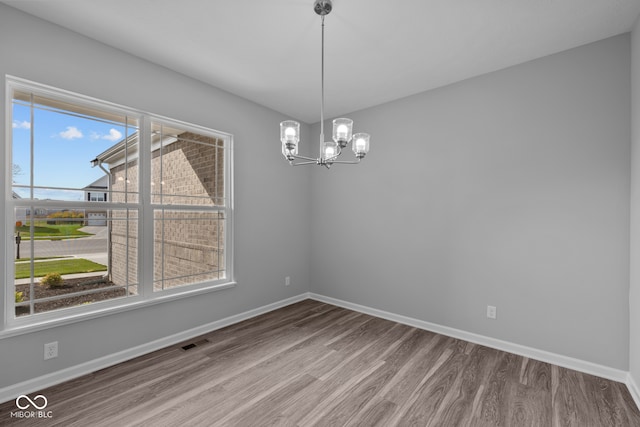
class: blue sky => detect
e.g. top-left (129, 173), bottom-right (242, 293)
top-left (12, 102), bottom-right (135, 201)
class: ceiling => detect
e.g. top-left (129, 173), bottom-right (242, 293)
top-left (3, 0), bottom-right (640, 124)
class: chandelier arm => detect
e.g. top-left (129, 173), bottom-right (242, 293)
top-left (287, 153), bottom-right (318, 162)
top-left (290, 160), bottom-right (319, 166)
top-left (328, 159), bottom-right (362, 165)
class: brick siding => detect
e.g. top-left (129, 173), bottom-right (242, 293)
top-left (109, 131), bottom-right (225, 290)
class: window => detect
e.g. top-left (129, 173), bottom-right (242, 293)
top-left (6, 77), bottom-right (233, 327)
top-left (150, 122), bottom-right (227, 291)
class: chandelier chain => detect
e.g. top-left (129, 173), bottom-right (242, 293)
top-left (320, 14), bottom-right (325, 154)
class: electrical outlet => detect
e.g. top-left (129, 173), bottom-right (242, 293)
top-left (44, 341), bottom-right (58, 360)
top-left (285, 276), bottom-right (291, 286)
top-left (486, 306), bottom-right (497, 320)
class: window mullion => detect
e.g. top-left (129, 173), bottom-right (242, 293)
top-left (225, 136), bottom-right (234, 282)
top-left (139, 116), bottom-right (154, 298)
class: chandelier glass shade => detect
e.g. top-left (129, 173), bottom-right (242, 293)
top-left (280, 0), bottom-right (370, 168)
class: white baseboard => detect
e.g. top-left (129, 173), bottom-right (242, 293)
top-left (309, 293), bottom-right (630, 384)
top-left (0, 293), bottom-right (311, 405)
top-left (628, 373), bottom-right (640, 412)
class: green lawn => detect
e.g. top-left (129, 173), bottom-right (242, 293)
top-left (14, 259), bottom-right (107, 279)
top-left (15, 223), bottom-right (92, 240)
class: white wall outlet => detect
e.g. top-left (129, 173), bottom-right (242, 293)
top-left (44, 341), bottom-right (58, 360)
top-left (285, 276), bottom-right (291, 286)
top-left (486, 305), bottom-right (497, 319)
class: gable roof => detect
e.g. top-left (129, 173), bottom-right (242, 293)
top-left (83, 175), bottom-right (109, 191)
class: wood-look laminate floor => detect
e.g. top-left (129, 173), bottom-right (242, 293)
top-left (1, 300), bottom-right (639, 426)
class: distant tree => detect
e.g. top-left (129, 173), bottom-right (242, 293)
top-left (12, 163), bottom-right (22, 182)
top-left (46, 210), bottom-right (84, 225)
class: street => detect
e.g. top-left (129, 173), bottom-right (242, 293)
top-left (14, 226), bottom-right (108, 265)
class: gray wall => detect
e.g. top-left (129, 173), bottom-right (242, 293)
top-left (310, 35), bottom-right (631, 369)
top-left (631, 17), bottom-right (640, 389)
top-left (0, 4), bottom-right (311, 388)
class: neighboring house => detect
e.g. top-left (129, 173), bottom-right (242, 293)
top-left (91, 129), bottom-right (225, 290)
top-left (10, 192), bottom-right (49, 224)
top-left (12, 191), bottom-right (27, 225)
top-left (82, 175), bottom-right (109, 226)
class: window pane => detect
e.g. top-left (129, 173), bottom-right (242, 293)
top-left (11, 92), bottom-right (139, 202)
top-left (154, 210), bottom-right (225, 291)
top-left (13, 207), bottom-right (138, 317)
top-left (151, 122), bottom-right (225, 206)
top-left (11, 101), bottom-right (31, 197)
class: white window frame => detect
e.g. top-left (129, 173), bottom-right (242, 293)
top-left (3, 76), bottom-right (235, 336)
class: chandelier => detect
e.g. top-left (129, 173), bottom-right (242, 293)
top-left (280, 0), bottom-right (370, 168)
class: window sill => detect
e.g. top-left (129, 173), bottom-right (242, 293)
top-left (0, 281), bottom-right (236, 340)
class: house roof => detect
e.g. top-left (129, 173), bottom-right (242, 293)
top-left (91, 133), bottom-right (138, 169)
top-left (91, 129), bottom-right (179, 169)
top-left (83, 175), bottom-right (109, 191)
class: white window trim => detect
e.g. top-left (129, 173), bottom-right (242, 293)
top-left (2, 76), bottom-right (235, 337)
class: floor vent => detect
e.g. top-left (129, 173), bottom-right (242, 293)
top-left (181, 338), bottom-right (209, 351)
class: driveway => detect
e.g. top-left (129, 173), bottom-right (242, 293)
top-left (78, 225), bottom-right (108, 239)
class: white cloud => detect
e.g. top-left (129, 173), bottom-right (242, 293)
top-left (12, 120), bottom-right (31, 129)
top-left (59, 126), bottom-right (83, 139)
top-left (102, 128), bottom-right (123, 142)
